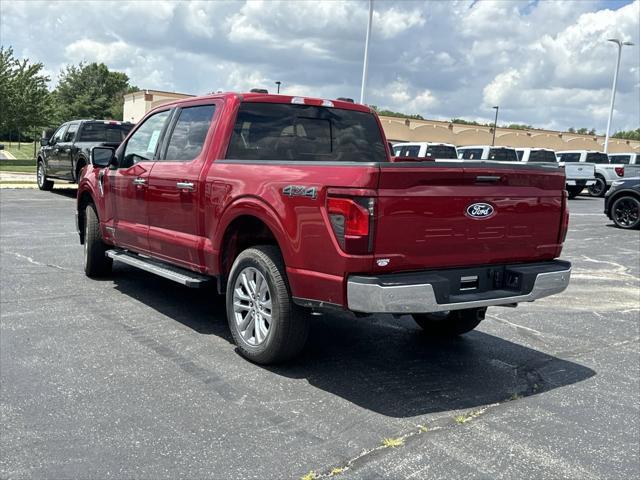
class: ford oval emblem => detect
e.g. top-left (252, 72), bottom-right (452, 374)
top-left (466, 202), bottom-right (494, 219)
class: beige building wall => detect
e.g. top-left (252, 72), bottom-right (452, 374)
top-left (380, 116), bottom-right (640, 153)
top-left (122, 90), bottom-right (194, 123)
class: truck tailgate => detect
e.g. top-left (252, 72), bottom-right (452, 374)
top-left (563, 163), bottom-right (595, 180)
top-left (374, 162), bottom-right (566, 272)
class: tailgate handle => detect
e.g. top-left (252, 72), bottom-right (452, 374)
top-left (476, 175), bottom-right (501, 183)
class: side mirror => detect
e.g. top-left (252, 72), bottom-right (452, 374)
top-left (40, 138), bottom-right (50, 146)
top-left (91, 146), bottom-right (116, 168)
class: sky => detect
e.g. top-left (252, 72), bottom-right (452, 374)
top-left (1, 0), bottom-right (639, 132)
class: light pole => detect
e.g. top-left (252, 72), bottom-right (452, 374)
top-left (275, 81), bottom-right (281, 94)
top-left (604, 38), bottom-right (634, 153)
top-left (360, 0), bottom-right (374, 104)
top-left (491, 106), bottom-right (499, 146)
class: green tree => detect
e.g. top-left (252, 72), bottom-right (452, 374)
top-left (0, 46), bottom-right (53, 142)
top-left (52, 62), bottom-right (136, 122)
top-left (612, 128), bottom-right (640, 141)
top-left (567, 127), bottom-right (576, 133)
top-left (370, 105), bottom-right (424, 120)
top-left (507, 123), bottom-right (533, 130)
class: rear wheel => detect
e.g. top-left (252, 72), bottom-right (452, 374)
top-left (37, 161), bottom-right (54, 191)
top-left (226, 246), bottom-right (309, 364)
top-left (588, 175), bottom-right (607, 197)
top-left (412, 307), bottom-right (486, 336)
top-left (567, 185), bottom-right (583, 199)
top-left (611, 195), bottom-right (640, 229)
top-left (84, 204), bottom-right (112, 277)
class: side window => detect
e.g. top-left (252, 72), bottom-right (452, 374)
top-left (123, 110), bottom-right (172, 166)
top-left (51, 125), bottom-right (67, 144)
top-left (163, 104), bottom-right (216, 161)
top-left (63, 124), bottom-right (78, 142)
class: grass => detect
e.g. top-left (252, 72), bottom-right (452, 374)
top-left (0, 141), bottom-right (37, 160)
top-left (0, 165), bottom-right (36, 173)
top-left (382, 437), bottom-right (405, 448)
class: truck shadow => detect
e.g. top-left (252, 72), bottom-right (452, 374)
top-left (111, 266), bottom-right (596, 418)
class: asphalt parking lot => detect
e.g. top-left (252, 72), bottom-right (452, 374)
top-left (1, 189), bottom-right (638, 479)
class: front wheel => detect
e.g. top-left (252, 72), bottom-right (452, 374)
top-left (226, 246), bottom-right (309, 364)
top-left (37, 162), bottom-right (54, 191)
top-left (412, 308), bottom-right (486, 336)
top-left (84, 204), bottom-right (112, 277)
top-left (588, 176), bottom-right (607, 197)
top-left (611, 195), bottom-right (640, 229)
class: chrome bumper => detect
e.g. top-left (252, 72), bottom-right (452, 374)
top-left (347, 261), bottom-right (571, 314)
top-left (566, 180), bottom-right (595, 186)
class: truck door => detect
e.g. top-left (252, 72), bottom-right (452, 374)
top-left (107, 109), bottom-right (172, 254)
top-left (46, 124), bottom-right (68, 176)
top-left (57, 122), bottom-right (79, 180)
top-left (145, 102), bottom-right (218, 270)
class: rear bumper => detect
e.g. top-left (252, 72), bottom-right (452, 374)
top-left (347, 260), bottom-right (571, 314)
top-left (567, 179), bottom-right (595, 186)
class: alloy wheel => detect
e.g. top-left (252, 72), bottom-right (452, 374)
top-left (613, 197), bottom-right (640, 228)
top-left (233, 267), bottom-right (273, 346)
top-left (589, 178), bottom-right (605, 196)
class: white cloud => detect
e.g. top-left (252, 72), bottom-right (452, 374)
top-left (1, 0), bottom-right (638, 131)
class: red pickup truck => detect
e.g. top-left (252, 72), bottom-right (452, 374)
top-left (77, 92), bottom-right (571, 364)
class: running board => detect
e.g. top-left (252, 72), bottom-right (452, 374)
top-left (106, 250), bottom-right (211, 288)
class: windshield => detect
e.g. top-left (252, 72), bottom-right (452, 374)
top-left (586, 153), bottom-right (609, 164)
top-left (488, 148), bottom-right (518, 162)
top-left (426, 145), bottom-right (457, 159)
top-left (78, 122), bottom-right (133, 143)
top-left (226, 103), bottom-right (387, 162)
top-left (528, 150), bottom-right (557, 163)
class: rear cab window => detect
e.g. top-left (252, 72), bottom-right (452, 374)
top-left (609, 155), bottom-right (631, 164)
top-left (558, 153), bottom-right (581, 162)
top-left (488, 148), bottom-right (518, 161)
top-left (226, 103), bottom-right (387, 162)
top-left (426, 145), bottom-right (457, 159)
top-left (528, 150), bottom-right (557, 162)
top-left (458, 148), bottom-right (483, 160)
top-left (396, 146), bottom-right (421, 157)
top-left (585, 153), bottom-right (609, 164)
top-left (79, 122), bottom-right (134, 143)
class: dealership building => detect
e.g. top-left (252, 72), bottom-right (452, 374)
top-left (122, 90), bottom-right (640, 154)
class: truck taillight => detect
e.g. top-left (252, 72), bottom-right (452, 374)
top-left (615, 166), bottom-right (624, 177)
top-left (327, 196), bottom-right (375, 254)
top-left (559, 190), bottom-right (569, 244)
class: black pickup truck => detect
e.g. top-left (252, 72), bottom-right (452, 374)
top-left (37, 120), bottom-right (133, 190)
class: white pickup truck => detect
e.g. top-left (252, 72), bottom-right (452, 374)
top-left (610, 153), bottom-right (640, 180)
top-left (392, 142), bottom-right (458, 159)
top-left (556, 151), bottom-right (598, 199)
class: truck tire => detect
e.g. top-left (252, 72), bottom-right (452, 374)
top-left (37, 161), bottom-right (54, 191)
top-left (226, 246), bottom-right (309, 364)
top-left (84, 204), bottom-right (112, 277)
top-left (412, 307), bottom-right (486, 336)
top-left (567, 185), bottom-right (583, 199)
top-left (611, 195), bottom-right (640, 229)
top-left (588, 175), bottom-right (607, 197)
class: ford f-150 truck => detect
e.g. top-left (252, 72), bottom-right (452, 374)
top-left (77, 92), bottom-right (571, 364)
top-left (37, 119), bottom-right (133, 191)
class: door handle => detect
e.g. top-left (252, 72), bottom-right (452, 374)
top-left (176, 181), bottom-right (194, 191)
top-left (132, 178), bottom-right (147, 186)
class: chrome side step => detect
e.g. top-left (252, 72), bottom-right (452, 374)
top-left (106, 250), bottom-right (211, 288)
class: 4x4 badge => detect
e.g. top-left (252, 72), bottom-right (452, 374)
top-left (282, 185), bottom-right (317, 199)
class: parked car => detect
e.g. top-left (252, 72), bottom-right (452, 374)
top-left (515, 148), bottom-right (557, 163)
top-left (77, 91), bottom-right (571, 364)
top-left (604, 177), bottom-right (640, 229)
top-left (457, 145), bottom-right (519, 162)
top-left (557, 150), bottom-right (624, 198)
top-left (556, 150), bottom-right (601, 199)
top-left (392, 142), bottom-right (458, 159)
top-left (37, 119), bottom-right (133, 191)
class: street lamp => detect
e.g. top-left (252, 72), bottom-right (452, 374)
top-left (604, 38), bottom-right (634, 153)
top-left (275, 81), bottom-right (281, 94)
top-left (360, 0), bottom-right (374, 104)
top-left (491, 106), bottom-right (499, 146)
